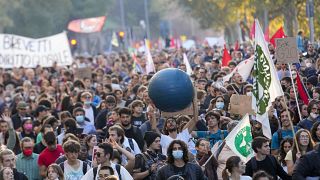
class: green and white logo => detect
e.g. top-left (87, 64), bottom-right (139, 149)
top-left (234, 126), bottom-right (253, 157)
top-left (253, 45), bottom-right (271, 116)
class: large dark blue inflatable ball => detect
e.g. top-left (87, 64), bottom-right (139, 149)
top-left (148, 68), bottom-right (194, 112)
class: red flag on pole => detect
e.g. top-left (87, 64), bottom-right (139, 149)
top-left (296, 71), bottom-right (309, 105)
top-left (270, 27), bottom-right (286, 47)
top-left (234, 40), bottom-right (239, 51)
top-left (68, 16), bottom-right (106, 33)
top-left (222, 44), bottom-right (232, 67)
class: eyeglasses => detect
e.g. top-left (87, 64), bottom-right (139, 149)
top-left (300, 135), bottom-right (309, 140)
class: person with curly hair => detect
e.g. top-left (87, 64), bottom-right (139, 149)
top-left (156, 140), bottom-right (205, 180)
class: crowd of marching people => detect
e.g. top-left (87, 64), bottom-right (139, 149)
top-left (0, 30), bottom-right (319, 180)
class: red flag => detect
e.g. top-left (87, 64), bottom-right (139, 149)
top-left (222, 44), bottom-right (232, 67)
top-left (234, 40), bottom-right (239, 51)
top-left (170, 38), bottom-right (175, 48)
top-left (249, 21), bottom-right (255, 40)
top-left (68, 16), bottom-right (106, 33)
top-left (270, 27), bottom-right (286, 47)
top-left (264, 26), bottom-right (270, 42)
top-left (296, 71), bottom-right (309, 105)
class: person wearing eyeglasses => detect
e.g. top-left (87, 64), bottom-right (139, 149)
top-left (285, 129), bottom-right (314, 176)
top-left (156, 140), bottom-right (205, 180)
top-left (81, 142), bottom-right (133, 180)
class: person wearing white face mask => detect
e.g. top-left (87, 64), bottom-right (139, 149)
top-left (73, 107), bottom-right (96, 135)
top-left (297, 101), bottom-right (320, 131)
top-left (156, 140), bottom-right (205, 180)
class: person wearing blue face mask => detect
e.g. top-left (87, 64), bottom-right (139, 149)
top-left (156, 140), bottom-right (206, 180)
top-left (73, 107), bottom-right (96, 135)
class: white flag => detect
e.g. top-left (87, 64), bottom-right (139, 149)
top-left (252, 19), bottom-right (284, 139)
top-left (145, 39), bottom-right (155, 74)
top-left (222, 56), bottom-right (254, 82)
top-left (111, 32), bottom-right (119, 47)
top-left (183, 53), bottom-right (193, 75)
top-left (225, 114), bottom-right (254, 162)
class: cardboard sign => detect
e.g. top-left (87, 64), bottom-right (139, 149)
top-left (275, 37), bottom-right (299, 64)
top-left (75, 67), bottom-right (91, 79)
top-left (229, 94), bottom-right (254, 115)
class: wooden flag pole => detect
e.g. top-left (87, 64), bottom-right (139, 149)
top-left (288, 64), bottom-right (303, 121)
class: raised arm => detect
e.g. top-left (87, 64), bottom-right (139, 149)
top-left (184, 99), bottom-right (199, 134)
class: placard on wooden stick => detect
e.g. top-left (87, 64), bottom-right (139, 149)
top-left (229, 94), bottom-right (254, 115)
top-left (275, 37), bottom-right (299, 64)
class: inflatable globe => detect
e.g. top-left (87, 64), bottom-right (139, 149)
top-left (148, 68), bottom-right (194, 112)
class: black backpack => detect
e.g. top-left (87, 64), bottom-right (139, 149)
top-left (93, 164), bottom-right (122, 180)
top-left (59, 161), bottom-right (88, 174)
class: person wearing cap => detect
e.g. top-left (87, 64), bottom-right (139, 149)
top-left (81, 91), bottom-right (98, 125)
top-left (35, 105), bottom-right (50, 121)
top-left (132, 131), bottom-right (166, 180)
top-left (11, 101), bottom-right (31, 131)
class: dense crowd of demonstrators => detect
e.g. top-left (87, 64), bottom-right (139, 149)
top-left (0, 31), bottom-right (319, 180)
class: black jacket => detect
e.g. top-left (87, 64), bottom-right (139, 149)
top-left (13, 168), bottom-right (28, 180)
top-left (292, 146), bottom-right (320, 179)
top-left (156, 162), bottom-right (206, 180)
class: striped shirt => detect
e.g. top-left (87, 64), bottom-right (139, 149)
top-left (16, 153), bottom-right (41, 180)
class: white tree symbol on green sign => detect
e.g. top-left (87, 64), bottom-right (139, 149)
top-left (234, 126), bottom-right (253, 157)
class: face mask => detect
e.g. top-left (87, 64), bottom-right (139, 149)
top-left (306, 62), bottom-right (312, 68)
top-left (4, 97), bottom-right (11, 102)
top-left (76, 115), bottom-right (85, 123)
top-left (24, 124), bottom-right (33, 131)
top-left (215, 102), bottom-right (224, 109)
top-left (23, 149), bottom-right (33, 156)
top-left (246, 92), bottom-right (252, 96)
top-left (84, 101), bottom-right (91, 105)
top-left (29, 96), bottom-right (36, 101)
top-left (310, 113), bottom-right (319, 119)
top-left (172, 150), bottom-right (183, 159)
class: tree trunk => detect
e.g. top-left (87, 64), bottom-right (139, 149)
top-left (283, 1), bottom-right (295, 36)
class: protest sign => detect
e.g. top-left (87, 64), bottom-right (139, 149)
top-left (275, 37), bottom-right (299, 64)
top-left (229, 94), bottom-right (254, 115)
top-left (0, 32), bottom-right (72, 68)
top-left (74, 67), bottom-right (92, 79)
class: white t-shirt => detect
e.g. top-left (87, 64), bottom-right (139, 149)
top-left (122, 137), bottom-right (141, 155)
top-left (160, 128), bottom-right (195, 155)
top-left (240, 176), bottom-right (252, 180)
top-left (63, 160), bottom-right (90, 180)
top-left (81, 163), bottom-right (133, 180)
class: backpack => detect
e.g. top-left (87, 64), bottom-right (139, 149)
top-left (93, 164), bottom-right (122, 180)
top-left (59, 161), bottom-right (88, 174)
top-left (128, 138), bottom-right (135, 152)
top-left (250, 155), bottom-right (277, 173)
